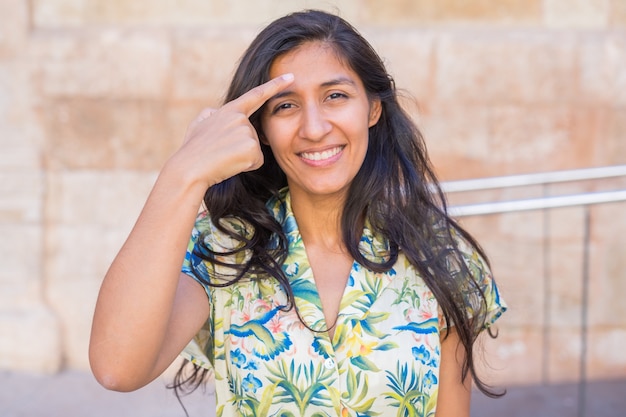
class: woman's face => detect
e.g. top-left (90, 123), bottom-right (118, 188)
top-left (261, 41), bottom-right (381, 202)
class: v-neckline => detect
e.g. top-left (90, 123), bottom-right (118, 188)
top-left (289, 236), bottom-right (356, 343)
top-left (274, 188), bottom-right (395, 345)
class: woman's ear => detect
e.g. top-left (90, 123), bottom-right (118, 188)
top-left (368, 99), bottom-right (382, 127)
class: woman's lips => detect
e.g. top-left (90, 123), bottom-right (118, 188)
top-left (299, 145), bottom-right (345, 162)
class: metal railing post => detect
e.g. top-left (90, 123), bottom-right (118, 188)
top-left (542, 184), bottom-right (552, 385)
top-left (578, 206), bottom-right (591, 417)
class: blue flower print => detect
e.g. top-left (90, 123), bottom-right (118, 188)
top-left (311, 337), bottom-right (332, 359)
top-left (242, 373), bottom-right (262, 393)
top-left (188, 252), bottom-right (211, 282)
top-left (423, 369), bottom-right (438, 389)
top-left (427, 355), bottom-right (440, 368)
top-left (244, 360), bottom-right (258, 370)
top-left (231, 348), bottom-right (247, 369)
top-left (412, 345), bottom-right (431, 365)
top-left (284, 262), bottom-right (299, 277)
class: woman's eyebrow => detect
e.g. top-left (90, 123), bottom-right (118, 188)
top-left (320, 77), bottom-right (357, 88)
top-left (268, 90), bottom-right (293, 102)
top-left (268, 77), bottom-right (358, 102)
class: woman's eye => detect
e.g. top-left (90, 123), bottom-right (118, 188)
top-left (328, 92), bottom-right (347, 100)
top-left (273, 103), bottom-right (294, 113)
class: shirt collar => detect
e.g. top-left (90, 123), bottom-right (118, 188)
top-left (266, 187), bottom-right (391, 264)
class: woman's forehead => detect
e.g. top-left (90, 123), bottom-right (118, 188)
top-left (268, 41), bottom-right (359, 83)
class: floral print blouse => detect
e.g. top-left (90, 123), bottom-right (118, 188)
top-left (181, 188), bottom-right (506, 417)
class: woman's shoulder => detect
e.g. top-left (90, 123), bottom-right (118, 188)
top-left (448, 226), bottom-right (507, 328)
top-left (190, 211), bottom-right (255, 254)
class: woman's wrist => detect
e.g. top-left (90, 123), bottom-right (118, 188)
top-left (159, 153), bottom-right (212, 203)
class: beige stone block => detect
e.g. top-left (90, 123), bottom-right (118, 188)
top-left (32, 0), bottom-right (83, 28)
top-left (171, 30), bottom-right (253, 102)
top-left (436, 33), bottom-right (577, 105)
top-left (477, 325), bottom-right (544, 386)
top-left (578, 35), bottom-right (626, 106)
top-left (569, 107), bottom-right (613, 167)
top-left (0, 143), bottom-right (41, 171)
top-left (0, 224), bottom-right (44, 310)
top-left (0, 172), bottom-right (43, 223)
top-left (496, 208), bottom-right (546, 241)
top-left (366, 30), bottom-right (435, 103)
top-left (0, 64), bottom-right (45, 170)
top-left (546, 242), bottom-right (585, 327)
top-left (545, 201), bottom-right (587, 243)
top-left (489, 105), bottom-right (581, 169)
top-left (433, 104), bottom-right (607, 180)
top-left (476, 232), bottom-right (544, 328)
top-left (32, 0), bottom-right (169, 27)
top-left (43, 172), bottom-right (159, 365)
top-left (604, 108), bottom-right (626, 165)
top-left (545, 327), bottom-right (582, 383)
top-left (39, 98), bottom-right (180, 170)
top-left (46, 226), bottom-right (130, 286)
top-left (0, 306), bottom-right (62, 373)
top-left (611, 0), bottom-right (626, 27)
top-left (44, 222), bottom-right (174, 369)
top-left (45, 223), bottom-right (132, 285)
top-left (46, 277), bottom-right (101, 370)
top-left (31, 29), bottom-right (171, 100)
top-left (544, 0), bottom-right (610, 28)
top-left (43, 172), bottom-right (162, 364)
top-left (45, 170), bottom-right (158, 227)
top-left (204, 1), bottom-right (359, 26)
top-left (361, 0), bottom-right (541, 25)
top-left (0, 0), bottom-right (29, 59)
top-left (31, 0), bottom-right (362, 28)
top-left (421, 103), bottom-right (492, 179)
top-left (305, 0), bottom-right (364, 24)
top-left (585, 327), bottom-right (626, 380)
top-left (44, 222), bottom-right (144, 370)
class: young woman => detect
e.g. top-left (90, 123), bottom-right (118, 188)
top-left (90, 9), bottom-right (506, 417)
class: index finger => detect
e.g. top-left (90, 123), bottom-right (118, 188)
top-left (229, 73), bottom-right (294, 117)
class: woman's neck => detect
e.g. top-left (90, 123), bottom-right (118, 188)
top-left (289, 189), bottom-right (346, 252)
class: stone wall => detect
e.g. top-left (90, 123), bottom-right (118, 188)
top-left (1, 0), bottom-right (625, 386)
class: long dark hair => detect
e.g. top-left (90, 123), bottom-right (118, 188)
top-left (170, 9), bottom-right (503, 404)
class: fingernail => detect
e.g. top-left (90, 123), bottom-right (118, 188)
top-left (281, 73), bottom-right (294, 82)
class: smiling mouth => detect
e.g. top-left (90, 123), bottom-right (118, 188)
top-left (299, 146), bottom-right (345, 162)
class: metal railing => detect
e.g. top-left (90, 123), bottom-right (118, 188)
top-left (445, 165), bottom-right (626, 217)
top-left (442, 165), bottom-right (626, 417)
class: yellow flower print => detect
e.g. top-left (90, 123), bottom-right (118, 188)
top-left (344, 322), bottom-right (377, 358)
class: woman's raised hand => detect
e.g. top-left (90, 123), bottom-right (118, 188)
top-left (90, 76), bottom-right (294, 391)
top-left (170, 74), bottom-right (294, 188)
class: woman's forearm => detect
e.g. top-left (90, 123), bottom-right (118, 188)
top-left (89, 160), bottom-right (207, 390)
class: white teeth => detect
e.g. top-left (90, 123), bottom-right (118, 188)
top-left (300, 147), bottom-right (342, 161)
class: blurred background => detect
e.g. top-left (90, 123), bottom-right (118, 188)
top-left (1, 0), bottom-right (625, 416)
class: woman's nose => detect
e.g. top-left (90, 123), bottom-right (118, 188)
top-left (298, 104), bottom-right (331, 141)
